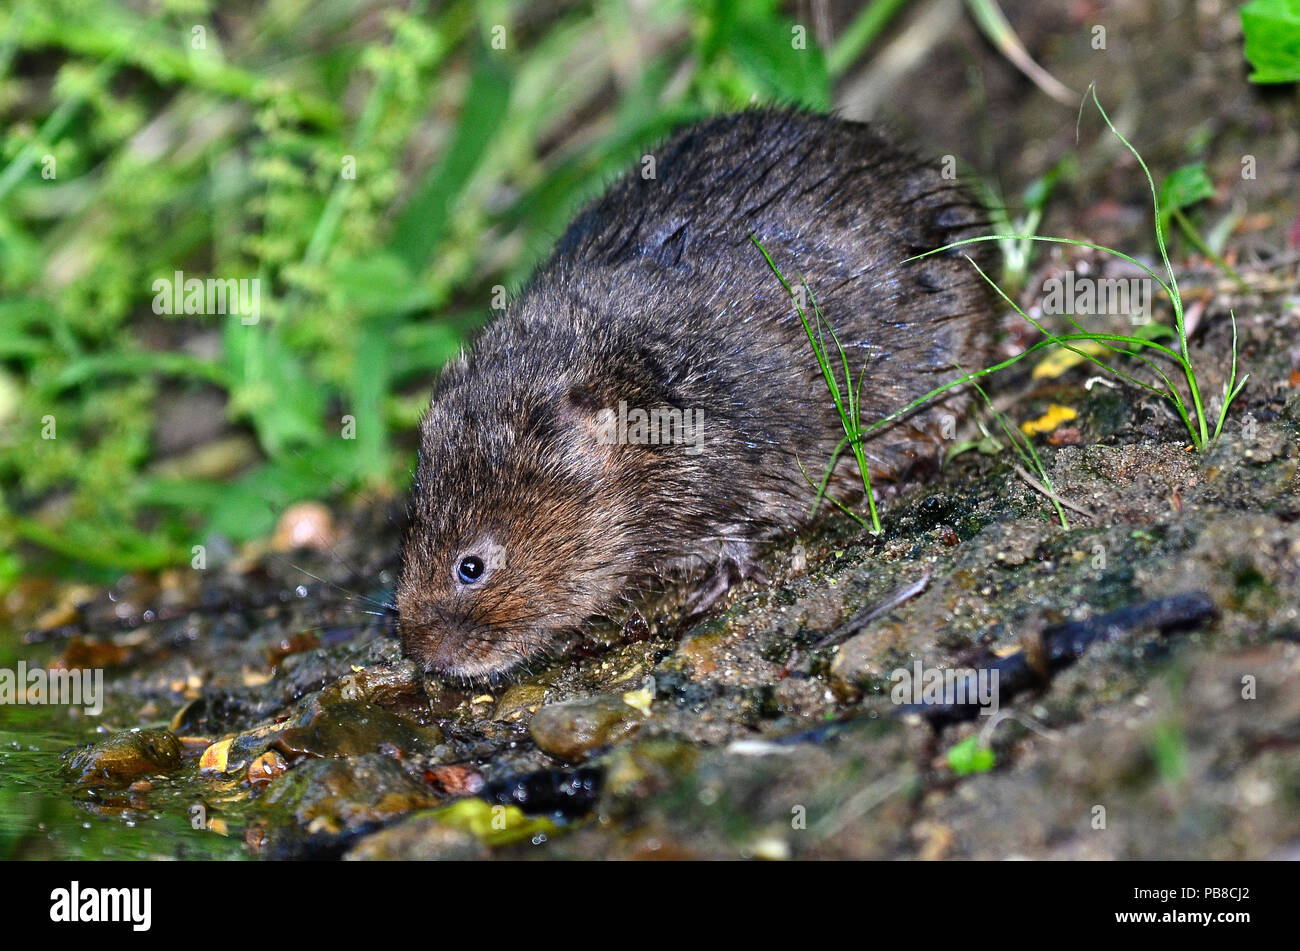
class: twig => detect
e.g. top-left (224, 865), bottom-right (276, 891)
top-left (1011, 462), bottom-right (1093, 520)
top-left (815, 570), bottom-right (932, 650)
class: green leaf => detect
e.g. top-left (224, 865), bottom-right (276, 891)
top-left (1241, 0), bottom-right (1300, 83)
top-left (137, 442), bottom-right (361, 544)
top-left (1152, 722), bottom-right (1187, 782)
top-left (827, 0), bottom-right (911, 77)
top-left (331, 253), bottom-right (429, 320)
top-left (349, 329), bottom-right (389, 483)
top-left (389, 321), bottom-right (465, 381)
top-left (945, 433), bottom-right (1004, 462)
top-left (1158, 162), bottom-right (1215, 222)
top-left (222, 321), bottom-right (324, 457)
top-left (947, 735), bottom-right (996, 776)
top-left (12, 516), bottom-right (184, 571)
top-left (389, 48), bottom-right (511, 274)
top-left (725, 11), bottom-right (830, 109)
top-left (1129, 321), bottom-right (1177, 342)
top-left (52, 350), bottom-right (229, 392)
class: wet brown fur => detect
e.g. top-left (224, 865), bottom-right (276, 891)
top-left (397, 109), bottom-right (995, 679)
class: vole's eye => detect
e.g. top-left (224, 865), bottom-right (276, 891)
top-left (457, 555), bottom-right (486, 584)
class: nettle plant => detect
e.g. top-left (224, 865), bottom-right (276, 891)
top-left (760, 87), bottom-right (1249, 533)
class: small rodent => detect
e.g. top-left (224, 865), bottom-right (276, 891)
top-left (397, 109), bottom-right (994, 679)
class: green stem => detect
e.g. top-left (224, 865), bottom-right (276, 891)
top-left (0, 52), bottom-right (121, 203)
top-left (826, 0), bottom-right (911, 77)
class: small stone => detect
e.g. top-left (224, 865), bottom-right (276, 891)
top-left (264, 682), bottom-right (444, 763)
top-left (346, 814), bottom-right (489, 861)
top-left (421, 764), bottom-right (485, 797)
top-left (493, 682), bottom-right (551, 722)
top-left (674, 625), bottom-right (734, 678)
top-left (259, 754), bottom-right (438, 835)
top-left (529, 693), bottom-right (647, 761)
top-left (271, 501), bottom-right (336, 552)
top-left (61, 730), bottom-right (183, 788)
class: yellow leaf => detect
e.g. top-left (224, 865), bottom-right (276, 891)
top-left (1031, 340), bottom-right (1109, 379)
top-left (430, 799), bottom-right (557, 847)
top-left (622, 686), bottom-right (654, 716)
top-left (199, 738), bottom-right (232, 773)
top-left (1021, 404), bottom-right (1078, 436)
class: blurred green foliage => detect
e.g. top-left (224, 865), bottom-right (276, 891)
top-left (1241, 0), bottom-right (1300, 84)
top-left (0, 0), bottom-right (850, 587)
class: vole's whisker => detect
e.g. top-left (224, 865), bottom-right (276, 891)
top-left (290, 565), bottom-right (396, 614)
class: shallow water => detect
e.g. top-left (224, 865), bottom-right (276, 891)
top-left (0, 639), bottom-right (245, 861)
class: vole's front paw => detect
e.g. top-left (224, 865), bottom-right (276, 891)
top-left (684, 556), bottom-right (768, 618)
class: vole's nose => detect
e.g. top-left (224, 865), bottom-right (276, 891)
top-left (402, 630), bottom-right (454, 675)
top-left (401, 607), bottom-right (482, 675)
top-left (426, 631), bottom-right (464, 673)
top-left (396, 607), bottom-right (450, 670)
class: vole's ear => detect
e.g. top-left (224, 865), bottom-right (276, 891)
top-left (562, 382), bottom-right (605, 416)
top-left (559, 383), bottom-right (622, 463)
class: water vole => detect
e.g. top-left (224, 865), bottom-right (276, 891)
top-left (397, 109), bottom-right (994, 679)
